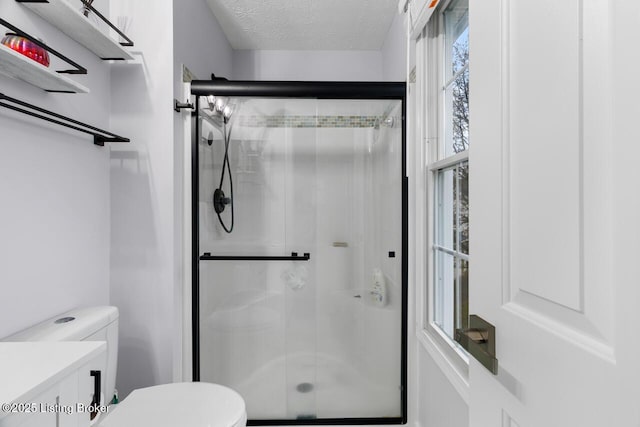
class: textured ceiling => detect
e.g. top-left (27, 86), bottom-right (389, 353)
top-left (205, 0), bottom-right (399, 50)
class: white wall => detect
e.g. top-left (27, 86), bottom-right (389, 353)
top-left (233, 50), bottom-right (384, 81)
top-left (109, 0), bottom-right (175, 398)
top-left (173, 0), bottom-right (233, 83)
top-left (231, 10), bottom-right (406, 83)
top-left (382, 13), bottom-right (407, 81)
top-left (0, 1), bottom-right (111, 338)
top-left (418, 350), bottom-right (469, 427)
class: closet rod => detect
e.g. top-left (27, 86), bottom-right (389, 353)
top-left (0, 93), bottom-right (129, 146)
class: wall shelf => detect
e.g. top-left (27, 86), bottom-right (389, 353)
top-left (0, 93), bottom-right (130, 146)
top-left (16, 0), bottom-right (134, 61)
top-left (0, 44), bottom-right (89, 93)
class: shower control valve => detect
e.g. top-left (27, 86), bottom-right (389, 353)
top-left (213, 188), bottom-right (232, 214)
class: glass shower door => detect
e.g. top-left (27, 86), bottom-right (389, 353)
top-left (196, 96), bottom-right (403, 422)
top-left (199, 258), bottom-right (317, 419)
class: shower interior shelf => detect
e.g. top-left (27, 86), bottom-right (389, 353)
top-left (0, 43), bottom-right (89, 93)
top-left (16, 0), bottom-right (134, 61)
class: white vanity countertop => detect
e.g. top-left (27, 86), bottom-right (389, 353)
top-left (0, 341), bottom-right (105, 420)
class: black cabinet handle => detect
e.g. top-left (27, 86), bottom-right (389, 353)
top-left (90, 370), bottom-right (101, 406)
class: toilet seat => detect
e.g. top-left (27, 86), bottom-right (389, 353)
top-left (96, 382), bottom-right (246, 427)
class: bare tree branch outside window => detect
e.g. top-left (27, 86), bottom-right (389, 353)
top-left (452, 33), bottom-right (469, 330)
top-left (452, 38), bottom-right (469, 154)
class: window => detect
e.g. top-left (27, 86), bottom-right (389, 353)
top-left (433, 162), bottom-right (468, 338)
top-left (428, 0), bottom-right (469, 342)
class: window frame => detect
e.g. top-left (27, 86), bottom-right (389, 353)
top-left (432, 161), bottom-right (469, 336)
top-left (419, 0), bottom-right (470, 378)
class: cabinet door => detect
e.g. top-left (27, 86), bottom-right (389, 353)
top-left (0, 373), bottom-right (78, 427)
top-left (0, 362), bottom-right (102, 427)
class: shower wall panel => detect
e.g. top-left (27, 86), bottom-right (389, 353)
top-left (362, 101), bottom-right (403, 397)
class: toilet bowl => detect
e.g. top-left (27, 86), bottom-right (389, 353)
top-left (3, 307), bottom-right (247, 427)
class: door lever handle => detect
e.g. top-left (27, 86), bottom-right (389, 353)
top-left (464, 328), bottom-right (489, 343)
top-left (455, 315), bottom-right (499, 375)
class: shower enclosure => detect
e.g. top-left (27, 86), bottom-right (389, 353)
top-left (191, 80), bottom-right (406, 425)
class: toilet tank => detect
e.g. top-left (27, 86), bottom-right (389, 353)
top-left (3, 307), bottom-right (119, 406)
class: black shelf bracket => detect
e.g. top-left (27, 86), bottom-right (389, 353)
top-left (0, 93), bottom-right (130, 146)
top-left (14, 0), bottom-right (134, 50)
top-left (80, 0), bottom-right (134, 48)
top-left (0, 18), bottom-right (87, 75)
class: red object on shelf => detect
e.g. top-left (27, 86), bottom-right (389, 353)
top-left (1, 33), bottom-right (50, 67)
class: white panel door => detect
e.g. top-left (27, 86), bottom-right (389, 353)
top-left (468, 0), bottom-right (640, 425)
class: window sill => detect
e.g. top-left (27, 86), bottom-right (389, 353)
top-left (416, 325), bottom-right (470, 403)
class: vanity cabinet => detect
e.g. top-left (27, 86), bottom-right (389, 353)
top-left (0, 342), bottom-right (106, 427)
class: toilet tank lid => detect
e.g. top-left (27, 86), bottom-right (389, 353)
top-left (3, 306), bottom-right (119, 342)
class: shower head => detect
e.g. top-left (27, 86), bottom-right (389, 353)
top-left (214, 97), bottom-right (227, 112)
top-left (204, 95), bottom-right (234, 121)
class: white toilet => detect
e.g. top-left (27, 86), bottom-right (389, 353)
top-left (4, 306), bottom-right (247, 427)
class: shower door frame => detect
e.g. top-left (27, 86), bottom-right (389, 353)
top-left (190, 79), bottom-right (408, 426)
